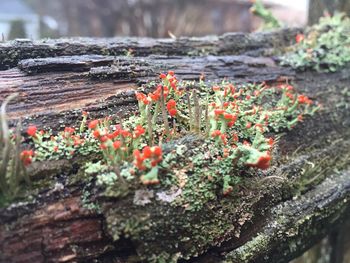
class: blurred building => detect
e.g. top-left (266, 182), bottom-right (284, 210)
top-left (26, 0), bottom-right (257, 38)
top-left (0, 0), bottom-right (40, 40)
top-left (2, 0), bottom-right (309, 39)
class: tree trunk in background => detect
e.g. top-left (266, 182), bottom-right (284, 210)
top-left (308, 0), bottom-right (350, 25)
top-left (8, 20), bottom-right (27, 40)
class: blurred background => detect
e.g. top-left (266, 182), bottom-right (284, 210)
top-left (1, 0), bottom-right (349, 40)
top-left (1, 0), bottom-right (350, 40)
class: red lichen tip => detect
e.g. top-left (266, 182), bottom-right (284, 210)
top-left (247, 152), bottom-right (271, 170)
top-left (64, 127), bottom-right (75, 134)
top-left (223, 186), bottom-right (233, 196)
top-left (113, 141), bottom-right (122, 150)
top-left (152, 146), bottom-right (162, 157)
top-left (214, 109), bottom-right (225, 116)
top-left (88, 120), bottom-right (99, 130)
top-left (20, 150), bottom-right (34, 166)
top-left (166, 99), bottom-right (176, 109)
top-left (212, 86), bottom-right (220, 92)
top-left (211, 130), bottom-right (221, 137)
top-left (295, 33), bottom-right (305, 43)
top-left (298, 95), bottom-right (313, 105)
top-left (168, 108), bottom-right (177, 117)
top-left (26, 126), bottom-right (37, 137)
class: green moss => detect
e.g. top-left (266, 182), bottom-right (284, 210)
top-left (165, 140), bottom-right (243, 211)
top-left (291, 140), bottom-right (350, 196)
top-left (148, 252), bottom-right (181, 263)
top-left (225, 234), bottom-right (271, 262)
top-left (106, 209), bottom-right (151, 241)
top-left (81, 187), bottom-right (101, 212)
top-left (98, 171), bottom-right (280, 261)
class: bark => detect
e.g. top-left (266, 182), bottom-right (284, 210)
top-left (0, 28), bottom-right (298, 70)
top-left (0, 29), bottom-right (350, 263)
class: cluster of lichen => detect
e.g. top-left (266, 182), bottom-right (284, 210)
top-left (281, 13), bottom-right (350, 72)
top-left (25, 112), bottom-right (100, 161)
top-left (24, 71), bottom-right (319, 210)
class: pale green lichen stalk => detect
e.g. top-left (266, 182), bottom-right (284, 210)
top-left (0, 94), bottom-right (30, 203)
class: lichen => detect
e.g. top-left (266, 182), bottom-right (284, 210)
top-left (281, 13), bottom-right (350, 72)
top-left (8, 70), bottom-right (330, 262)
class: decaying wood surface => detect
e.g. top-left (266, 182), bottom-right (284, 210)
top-left (0, 29), bottom-right (350, 263)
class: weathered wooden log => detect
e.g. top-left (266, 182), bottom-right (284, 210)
top-left (0, 29), bottom-right (350, 263)
top-left (0, 28), bottom-right (298, 70)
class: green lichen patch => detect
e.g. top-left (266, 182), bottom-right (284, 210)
top-left (5, 70), bottom-right (323, 261)
top-left (99, 168), bottom-right (287, 262)
top-left (281, 13), bottom-right (350, 72)
top-left (24, 73), bottom-right (318, 201)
